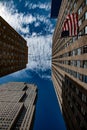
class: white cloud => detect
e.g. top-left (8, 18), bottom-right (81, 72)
top-left (36, 14), bottom-right (52, 26)
top-left (0, 1), bottom-right (53, 71)
top-left (25, 35), bottom-right (52, 71)
top-left (25, 1), bottom-right (29, 7)
top-left (0, 1), bottom-right (36, 34)
top-left (39, 3), bottom-right (50, 10)
top-left (25, 2), bottom-right (51, 11)
top-left (32, 32), bottom-right (37, 37)
top-left (35, 22), bottom-right (40, 27)
top-left (40, 75), bottom-right (52, 80)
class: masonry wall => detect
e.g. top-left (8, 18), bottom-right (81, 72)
top-left (0, 16), bottom-right (28, 77)
top-left (52, 0), bottom-right (87, 129)
top-left (0, 82), bottom-right (37, 130)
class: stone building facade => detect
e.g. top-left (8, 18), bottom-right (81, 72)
top-left (52, 0), bottom-right (87, 129)
top-left (0, 16), bottom-right (28, 77)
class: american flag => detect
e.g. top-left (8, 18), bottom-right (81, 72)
top-left (61, 13), bottom-right (79, 37)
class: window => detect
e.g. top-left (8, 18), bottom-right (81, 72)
top-left (83, 46), bottom-right (87, 53)
top-left (83, 60), bottom-right (87, 68)
top-left (73, 71), bottom-right (77, 78)
top-left (73, 36), bottom-right (77, 42)
top-left (71, 106), bottom-right (75, 113)
top-left (69, 51), bottom-right (71, 56)
top-left (82, 94), bottom-right (86, 102)
top-left (79, 19), bottom-right (82, 26)
top-left (78, 91), bottom-right (82, 99)
top-left (74, 2), bottom-right (76, 9)
top-left (82, 28), bottom-right (85, 35)
top-left (83, 75), bottom-right (87, 83)
top-left (75, 49), bottom-right (78, 55)
top-left (64, 44), bottom-right (67, 48)
top-left (71, 60), bottom-right (73, 66)
top-left (77, 73), bottom-right (83, 81)
top-left (78, 6), bottom-right (82, 15)
top-left (81, 126), bottom-right (86, 130)
top-left (77, 48), bottom-right (81, 55)
top-left (3, 35), bottom-right (6, 39)
top-left (86, 0), bottom-right (87, 5)
top-left (78, 31), bottom-right (82, 39)
top-left (77, 60), bottom-right (80, 67)
top-left (80, 61), bottom-right (83, 67)
top-left (72, 84), bottom-right (76, 92)
top-left (72, 50), bottom-right (75, 56)
top-left (85, 26), bottom-right (87, 34)
top-left (76, 88), bottom-right (79, 95)
top-left (74, 61), bottom-right (77, 66)
top-left (85, 11), bottom-right (87, 20)
top-left (76, 115), bottom-right (80, 124)
top-left (3, 26), bottom-right (6, 29)
top-left (78, 28), bottom-right (85, 37)
top-left (70, 102), bottom-right (73, 108)
top-left (80, 74), bottom-right (83, 81)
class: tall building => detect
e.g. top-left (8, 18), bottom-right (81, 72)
top-left (52, 0), bottom-right (87, 130)
top-left (0, 82), bottom-right (37, 130)
top-left (0, 16), bottom-right (28, 77)
top-left (51, 0), bottom-right (61, 18)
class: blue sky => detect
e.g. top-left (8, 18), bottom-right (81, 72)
top-left (0, 68), bottom-right (66, 130)
top-left (0, 0), bottom-right (56, 71)
top-left (0, 1), bottom-right (67, 129)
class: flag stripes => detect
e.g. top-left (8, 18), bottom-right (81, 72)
top-left (61, 13), bottom-right (78, 37)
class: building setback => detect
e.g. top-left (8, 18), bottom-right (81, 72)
top-left (52, 0), bottom-right (87, 130)
top-left (0, 82), bottom-right (37, 130)
top-left (0, 16), bottom-right (28, 77)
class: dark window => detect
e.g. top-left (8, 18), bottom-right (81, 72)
top-left (69, 51), bottom-right (71, 56)
top-left (78, 91), bottom-right (82, 99)
top-left (81, 126), bottom-right (86, 130)
top-left (83, 60), bottom-right (87, 68)
top-left (79, 74), bottom-right (83, 81)
top-left (84, 112), bottom-right (87, 121)
top-left (76, 115), bottom-right (80, 124)
top-left (72, 96), bottom-right (76, 103)
top-left (83, 75), bottom-right (87, 83)
top-left (74, 61), bottom-right (77, 66)
top-left (71, 106), bottom-right (75, 113)
top-left (80, 61), bottom-right (83, 67)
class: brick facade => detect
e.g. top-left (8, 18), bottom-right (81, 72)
top-left (0, 16), bottom-right (28, 77)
